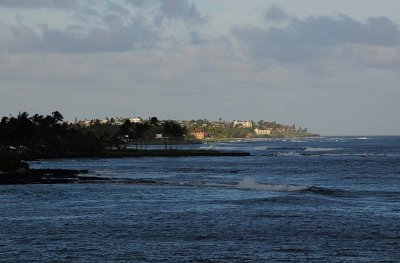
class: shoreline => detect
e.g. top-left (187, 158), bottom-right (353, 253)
top-left (0, 168), bottom-right (109, 185)
top-left (18, 149), bottom-right (250, 161)
top-left (1, 149), bottom-right (250, 184)
top-left (199, 135), bottom-right (320, 143)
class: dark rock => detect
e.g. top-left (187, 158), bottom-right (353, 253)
top-left (0, 168), bottom-right (107, 185)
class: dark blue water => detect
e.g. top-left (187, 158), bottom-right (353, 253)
top-left (1, 136), bottom-right (399, 262)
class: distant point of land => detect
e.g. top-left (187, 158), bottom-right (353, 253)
top-left (0, 111), bottom-right (316, 162)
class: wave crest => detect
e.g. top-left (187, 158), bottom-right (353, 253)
top-left (236, 177), bottom-right (309, 192)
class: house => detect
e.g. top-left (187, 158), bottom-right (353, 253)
top-left (254, 128), bottom-right (271, 135)
top-left (129, 117), bottom-right (142, 123)
top-left (277, 127), bottom-right (289, 133)
top-left (233, 120), bottom-right (253, 128)
top-left (191, 130), bottom-right (210, 140)
top-left (82, 120), bottom-right (92, 127)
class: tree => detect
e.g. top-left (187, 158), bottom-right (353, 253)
top-left (52, 111), bottom-right (64, 123)
top-left (163, 121), bottom-right (185, 149)
top-left (133, 123), bottom-right (146, 150)
top-left (1, 116), bottom-right (8, 124)
top-left (150, 117), bottom-right (159, 126)
top-left (119, 120), bottom-right (132, 137)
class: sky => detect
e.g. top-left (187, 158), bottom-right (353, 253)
top-left (0, 0), bottom-right (400, 135)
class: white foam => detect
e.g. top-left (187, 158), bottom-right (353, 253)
top-left (254, 146), bottom-right (268, 150)
top-left (199, 146), bottom-right (215, 150)
top-left (304, 147), bottom-right (342, 152)
top-left (328, 137), bottom-right (344, 141)
top-left (212, 146), bottom-right (237, 151)
top-left (276, 151), bottom-right (301, 157)
top-left (236, 177), bottom-right (308, 192)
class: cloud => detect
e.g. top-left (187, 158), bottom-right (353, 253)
top-left (232, 14), bottom-right (400, 62)
top-left (123, 0), bottom-right (147, 7)
top-left (155, 0), bottom-right (207, 25)
top-left (0, 0), bottom-right (208, 54)
top-left (40, 20), bottom-right (159, 53)
top-left (0, 21), bottom-right (39, 53)
top-left (107, 1), bottom-right (130, 16)
top-left (338, 44), bottom-right (400, 68)
top-left (125, 0), bottom-right (207, 25)
top-left (0, 0), bottom-right (81, 9)
top-left (0, 16), bottom-right (159, 54)
top-left (264, 4), bottom-right (289, 22)
top-left (189, 30), bottom-right (208, 45)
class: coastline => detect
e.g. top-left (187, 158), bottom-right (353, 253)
top-left (0, 168), bottom-right (109, 185)
top-left (0, 149), bottom-right (250, 184)
top-left (199, 134), bottom-right (320, 143)
top-left (19, 149), bottom-right (250, 161)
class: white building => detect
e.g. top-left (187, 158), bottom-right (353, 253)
top-left (233, 120), bottom-right (253, 128)
top-left (254, 128), bottom-right (271, 135)
top-left (129, 117), bottom-right (142, 123)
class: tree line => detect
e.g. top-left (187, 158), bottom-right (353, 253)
top-left (0, 111), bottom-right (187, 159)
top-left (116, 117), bottom-right (186, 150)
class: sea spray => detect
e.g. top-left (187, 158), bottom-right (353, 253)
top-left (236, 177), bottom-right (309, 192)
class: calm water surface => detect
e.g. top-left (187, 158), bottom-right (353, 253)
top-left (1, 136), bottom-right (399, 262)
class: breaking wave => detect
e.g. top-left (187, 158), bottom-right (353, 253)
top-left (111, 177), bottom-right (345, 196)
top-left (254, 146), bottom-right (268, 151)
top-left (304, 147), bottom-right (342, 152)
top-left (276, 151), bottom-right (302, 157)
top-left (118, 177), bottom-right (314, 193)
top-left (235, 177), bottom-right (309, 192)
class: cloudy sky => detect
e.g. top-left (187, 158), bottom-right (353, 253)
top-left (1, 0), bottom-right (400, 135)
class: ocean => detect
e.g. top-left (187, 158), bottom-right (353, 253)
top-left (1, 136), bottom-right (399, 262)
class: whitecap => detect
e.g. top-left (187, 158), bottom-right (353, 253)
top-left (199, 146), bottom-right (215, 150)
top-left (276, 151), bottom-right (302, 157)
top-left (254, 146), bottom-right (268, 151)
top-left (236, 177), bottom-right (308, 192)
top-left (304, 147), bottom-right (342, 152)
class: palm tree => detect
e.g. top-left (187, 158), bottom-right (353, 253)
top-left (52, 111), bottom-right (64, 123)
top-left (150, 117), bottom-right (159, 126)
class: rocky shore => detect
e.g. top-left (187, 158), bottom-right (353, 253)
top-left (0, 168), bottom-right (109, 184)
top-left (0, 160), bottom-right (108, 184)
top-left (1, 149), bottom-right (250, 184)
top-left (18, 149), bottom-right (251, 160)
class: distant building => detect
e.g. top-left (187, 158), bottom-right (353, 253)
top-left (233, 120), bottom-right (253, 128)
top-left (191, 130), bottom-right (210, 140)
top-left (254, 128), bottom-right (271, 135)
top-left (82, 120), bottom-right (92, 127)
top-left (277, 127), bottom-right (289, 133)
top-left (129, 117), bottom-right (142, 123)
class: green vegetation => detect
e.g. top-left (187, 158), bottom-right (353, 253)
top-left (0, 111), bottom-right (186, 160)
top-left (183, 119), bottom-right (317, 140)
top-left (0, 111), bottom-right (316, 161)
top-left (0, 111), bottom-right (103, 159)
